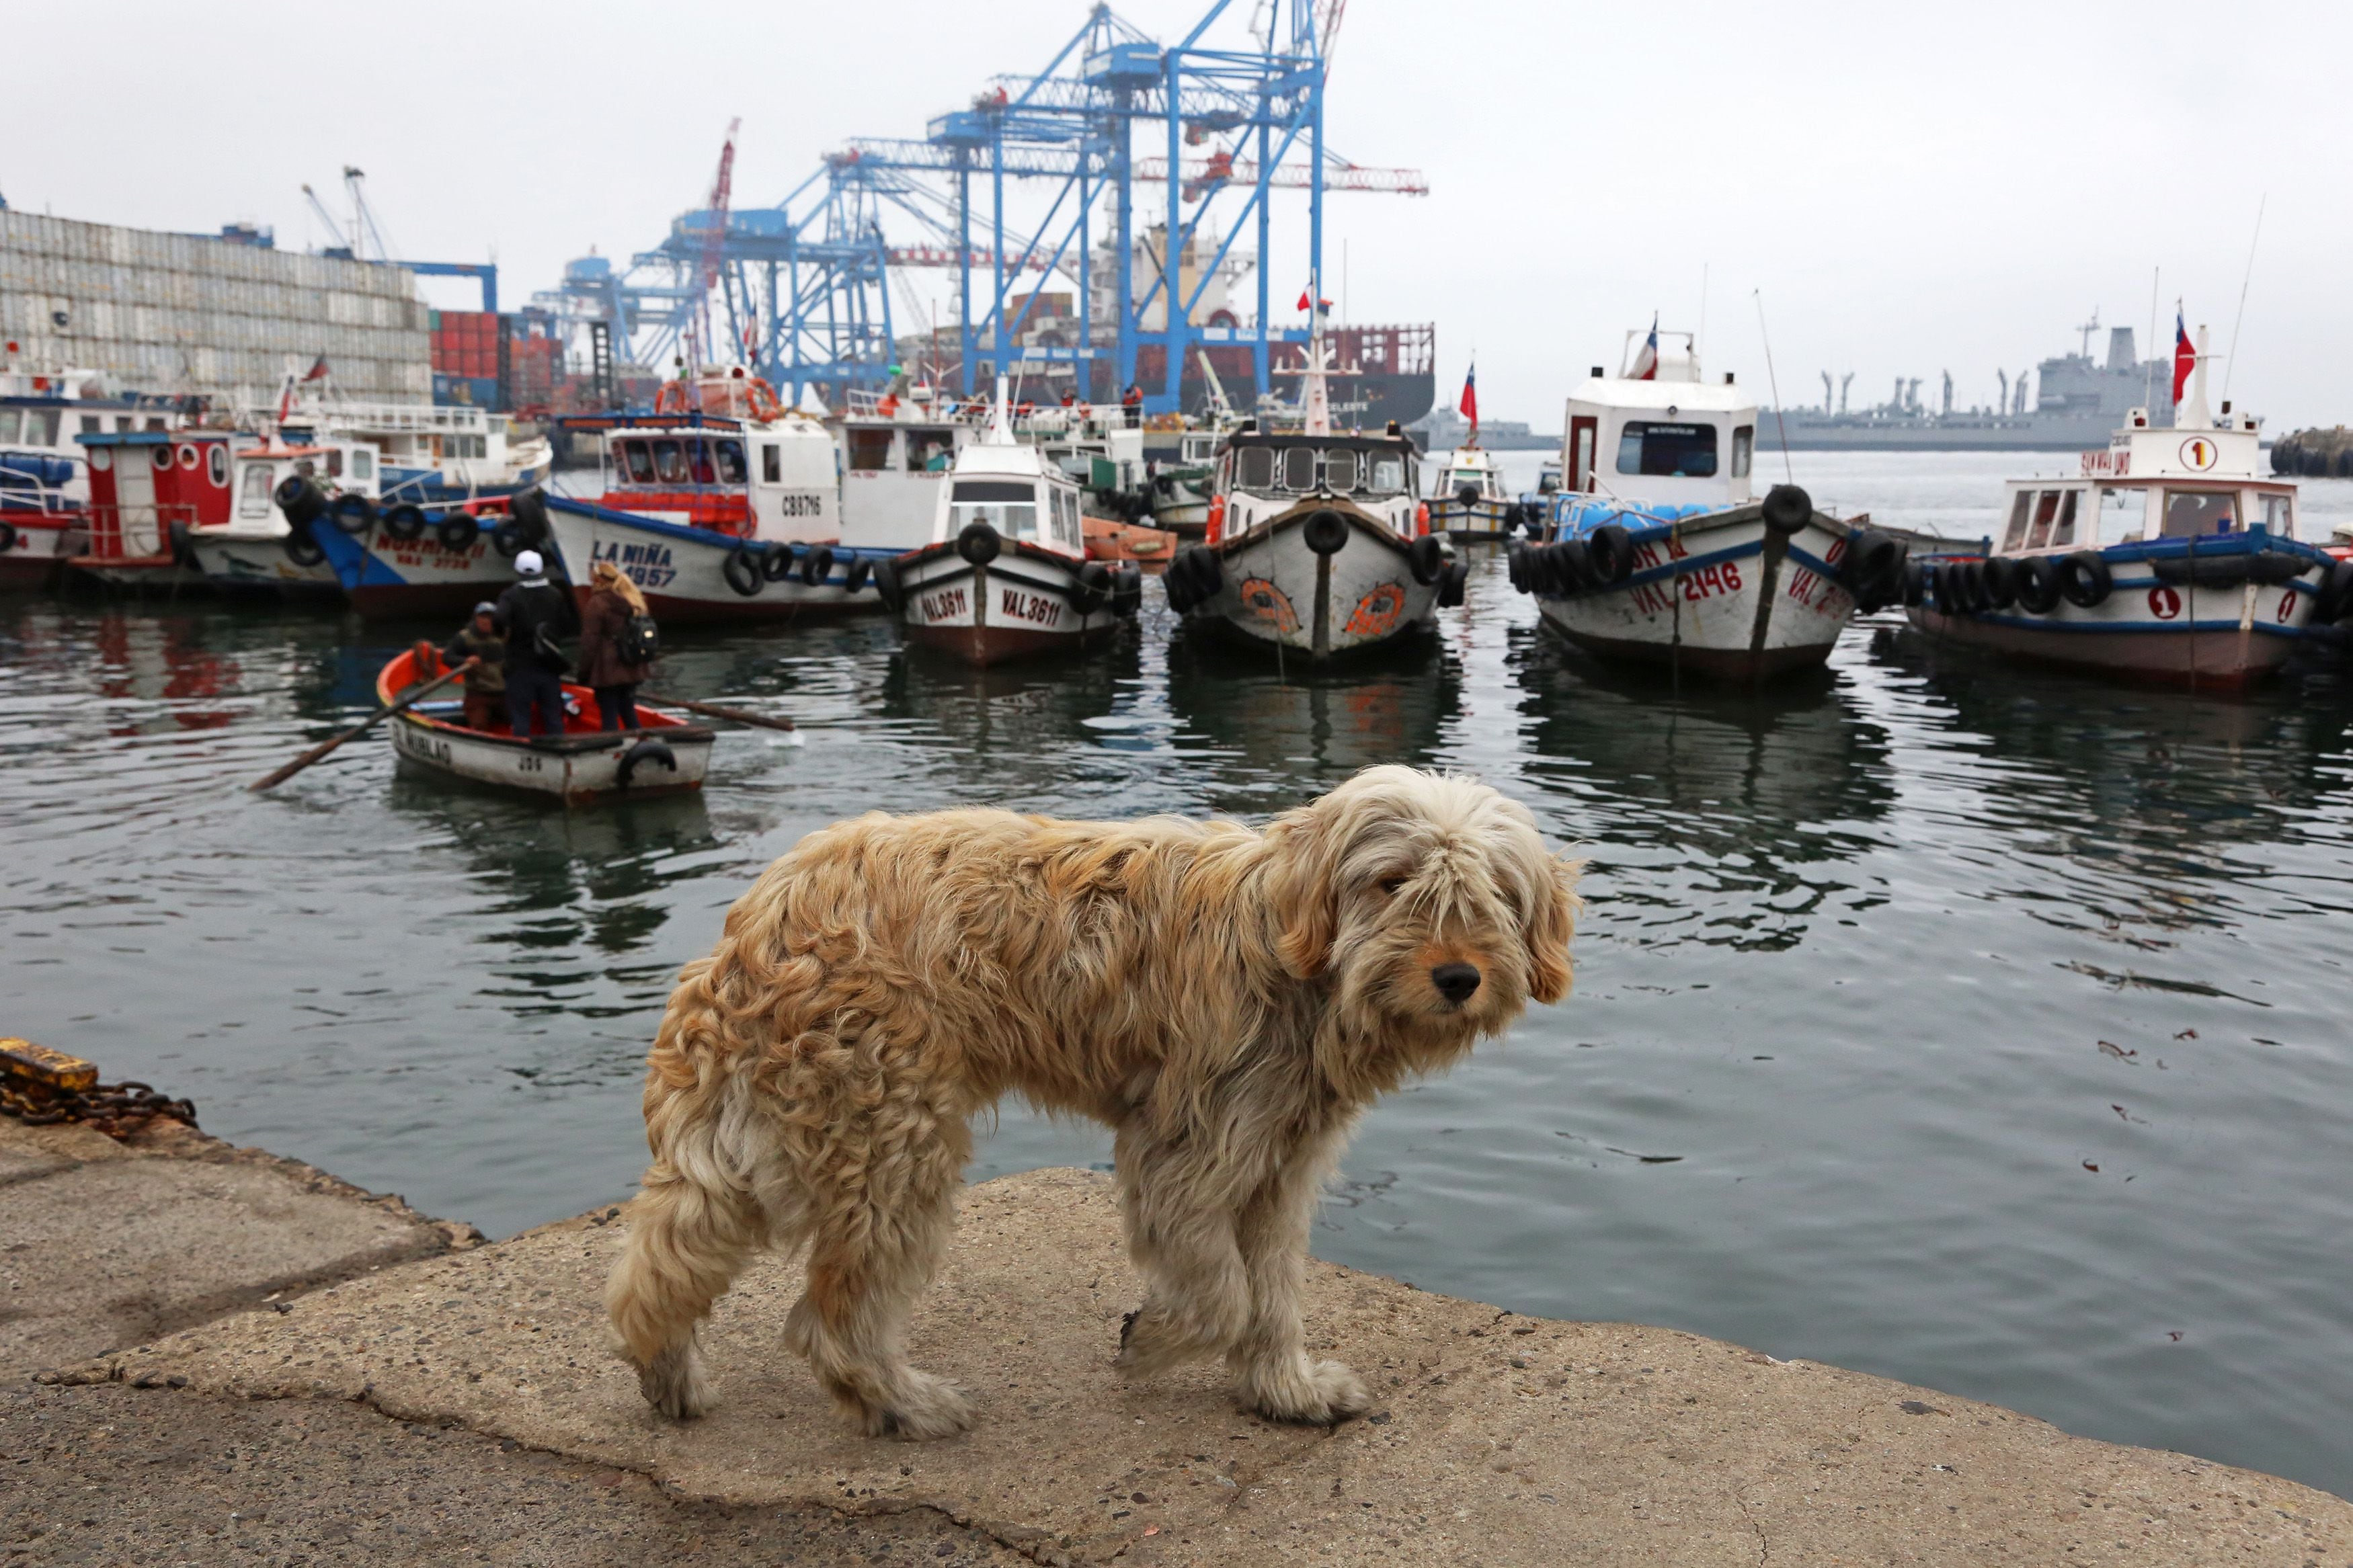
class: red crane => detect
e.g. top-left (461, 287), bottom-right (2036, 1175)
top-left (690, 117), bottom-right (742, 370)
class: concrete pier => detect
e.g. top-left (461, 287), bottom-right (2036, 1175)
top-left (7, 1117), bottom-right (2351, 1565)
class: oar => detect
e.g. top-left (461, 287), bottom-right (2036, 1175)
top-left (639, 691), bottom-right (797, 733)
top-left (248, 659), bottom-right (476, 792)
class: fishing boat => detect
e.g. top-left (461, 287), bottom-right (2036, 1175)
top-left (181, 437), bottom-right (387, 600)
top-left (1140, 427), bottom-right (1224, 536)
top-left (1163, 300), bottom-right (1457, 659)
top-left (377, 643), bottom-right (714, 803)
top-left (879, 381), bottom-right (1142, 667)
top-left (543, 367), bottom-right (888, 623)
top-left (1426, 444), bottom-right (1517, 540)
top-left (1905, 324), bottom-right (2346, 687)
top-left (1509, 329), bottom-right (1902, 681)
top-left (68, 429), bottom-right (239, 592)
top-left (270, 396), bottom-right (550, 502)
top-left (3, 361), bottom-right (186, 589)
top-left (307, 490), bottom-right (539, 618)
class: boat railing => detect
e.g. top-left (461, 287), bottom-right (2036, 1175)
top-left (0, 474), bottom-right (79, 515)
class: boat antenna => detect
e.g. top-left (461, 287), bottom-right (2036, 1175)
top-left (1697, 261), bottom-right (1708, 364)
top-left (1751, 290), bottom-right (1794, 484)
top-left (2221, 193), bottom-right (2266, 405)
top-left (2143, 265), bottom-right (2160, 412)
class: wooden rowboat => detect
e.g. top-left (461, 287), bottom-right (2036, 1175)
top-left (374, 646), bottom-right (716, 804)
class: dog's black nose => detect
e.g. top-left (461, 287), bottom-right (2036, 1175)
top-left (1430, 962), bottom-right (1482, 1004)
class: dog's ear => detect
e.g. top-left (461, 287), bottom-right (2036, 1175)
top-left (1266, 803), bottom-right (1342, 979)
top-left (1524, 854), bottom-right (1582, 1005)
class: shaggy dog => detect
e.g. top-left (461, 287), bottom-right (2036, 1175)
top-left (606, 765), bottom-right (1578, 1438)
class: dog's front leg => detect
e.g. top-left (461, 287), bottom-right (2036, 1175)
top-left (1224, 1126), bottom-right (1371, 1426)
top-left (1111, 1128), bottom-right (1254, 1376)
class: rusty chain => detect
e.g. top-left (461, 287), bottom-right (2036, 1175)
top-left (0, 1038), bottom-right (196, 1139)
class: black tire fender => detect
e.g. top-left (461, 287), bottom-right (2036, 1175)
top-left (0, 519), bottom-right (17, 553)
top-left (491, 517), bottom-right (530, 558)
top-left (283, 525), bottom-right (325, 567)
top-left (799, 544), bottom-right (836, 587)
top-left (434, 511), bottom-right (481, 554)
top-left (1981, 556), bottom-right (2020, 610)
top-left (1068, 560), bottom-right (1113, 614)
top-left (1406, 532), bottom-right (1445, 585)
top-left (1111, 563), bottom-right (1143, 617)
top-left (1554, 536), bottom-right (1595, 591)
top-left (2312, 559), bottom-right (2353, 623)
top-left (957, 520), bottom-right (1002, 565)
top-left (1839, 528), bottom-right (1902, 601)
top-left (1507, 542), bottom-right (1531, 593)
top-left (1437, 557), bottom-right (1469, 608)
top-left (2016, 555), bottom-right (2065, 614)
top-left (873, 554), bottom-right (904, 612)
top-left (1901, 557), bottom-right (1928, 608)
top-left (763, 542), bottom-right (798, 581)
top-left (274, 475), bottom-right (326, 529)
top-left (842, 555), bottom-right (873, 594)
top-left (506, 487), bottom-right (550, 544)
top-left (381, 502), bottom-right (428, 542)
top-left (2058, 551), bottom-right (2112, 608)
top-left (167, 518), bottom-right (196, 566)
top-left (1761, 483), bottom-right (1812, 534)
top-left (1175, 544), bottom-right (1222, 602)
top-left (1586, 523), bottom-right (1635, 586)
top-left (723, 546), bottom-right (765, 597)
top-left (616, 736), bottom-right (677, 790)
top-left (329, 492), bottom-right (376, 536)
top-left (1302, 509), bottom-right (1349, 555)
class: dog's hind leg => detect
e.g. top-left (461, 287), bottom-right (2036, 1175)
top-left (606, 1147), bottom-right (770, 1421)
top-left (1111, 1130), bottom-right (1254, 1377)
top-left (781, 1108), bottom-right (973, 1440)
top-left (1226, 1127), bottom-right (1371, 1426)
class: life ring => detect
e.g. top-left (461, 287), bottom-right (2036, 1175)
top-left (1980, 556), bottom-right (2020, 610)
top-left (762, 542), bottom-right (798, 582)
top-left (506, 487), bottom-right (550, 544)
top-left (1760, 483), bottom-right (1812, 535)
top-left (274, 475), bottom-right (327, 529)
top-left (842, 556), bottom-right (873, 594)
top-left (615, 736), bottom-right (678, 790)
top-left (957, 520), bottom-right (1002, 565)
top-left (329, 493), bottom-right (376, 535)
top-left (1406, 533), bottom-right (1445, 585)
top-left (1205, 493), bottom-right (1226, 546)
top-left (1302, 509), bottom-right (1349, 556)
top-left (1437, 558), bottom-right (1469, 608)
top-left (381, 503), bottom-right (428, 542)
top-left (1585, 523), bottom-right (1635, 587)
top-left (799, 544), bottom-right (836, 587)
top-left (872, 554), bottom-right (905, 612)
top-left (2015, 556), bottom-right (2064, 614)
top-left (435, 512), bottom-right (481, 554)
top-left (2057, 551), bottom-right (2112, 609)
top-left (723, 546), bottom-right (766, 597)
top-left (1068, 560), bottom-right (1113, 614)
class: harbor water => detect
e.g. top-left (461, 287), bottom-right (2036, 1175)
top-left (7, 452), bottom-right (2353, 1495)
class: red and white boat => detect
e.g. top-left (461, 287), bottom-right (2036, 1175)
top-left (878, 382), bottom-right (1141, 667)
top-left (544, 368), bottom-right (890, 623)
top-left (69, 429), bottom-right (233, 591)
top-left (378, 644), bottom-right (715, 804)
top-left (182, 437), bottom-right (383, 599)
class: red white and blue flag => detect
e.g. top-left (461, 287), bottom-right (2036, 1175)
top-left (1630, 315), bottom-right (1661, 381)
top-left (2171, 308), bottom-right (2195, 404)
top-left (1295, 283), bottom-right (1332, 313)
top-left (1458, 362), bottom-right (1478, 430)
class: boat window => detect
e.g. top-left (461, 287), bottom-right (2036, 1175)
top-left (352, 448), bottom-right (374, 481)
top-left (1367, 456), bottom-right (1404, 494)
top-left (116, 415), bottom-right (138, 432)
top-left (324, 449), bottom-right (344, 479)
top-left (0, 410), bottom-right (18, 442)
top-left (1281, 446), bottom-right (1316, 491)
top-left (2161, 489), bottom-right (2237, 538)
top-left (1058, 486), bottom-right (1082, 548)
top-left (79, 415), bottom-right (101, 434)
top-left (20, 409), bottom-right (58, 446)
top-left (2022, 491), bottom-right (2060, 549)
top-left (715, 439), bottom-right (746, 485)
top-left (846, 428), bottom-right (894, 472)
top-left (1238, 446), bottom-right (1275, 489)
top-left (1325, 449), bottom-right (1358, 491)
top-left (621, 440), bottom-right (655, 484)
top-left (905, 427), bottom-right (955, 472)
top-left (2096, 487), bottom-right (2146, 543)
top-left (2002, 492), bottom-right (2033, 550)
top-left (239, 464), bottom-right (274, 519)
top-left (687, 440), bottom-right (717, 485)
top-left (760, 442), bottom-right (781, 483)
top-left (2049, 491), bottom-right (2079, 546)
top-left (651, 440), bottom-right (686, 485)
top-left (2260, 493), bottom-right (2294, 536)
top-left (951, 479), bottom-right (1037, 542)
top-left (145, 417), bottom-right (166, 432)
top-left (1616, 421), bottom-right (1718, 478)
top-left (1732, 426), bottom-right (1754, 479)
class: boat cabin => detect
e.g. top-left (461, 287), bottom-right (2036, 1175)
top-left (2, 363), bottom-right (183, 507)
top-left (931, 432), bottom-right (1086, 561)
top-left (77, 430), bottom-right (242, 563)
top-left (274, 399), bottom-right (532, 494)
top-left (1432, 446), bottom-right (1507, 501)
top-left (1212, 425), bottom-right (1423, 539)
top-left (213, 439), bottom-right (381, 540)
top-left (597, 410), bottom-right (839, 544)
top-left (1559, 331), bottom-right (1757, 508)
top-left (1999, 403), bottom-right (2292, 556)
top-left (837, 390), bottom-right (978, 552)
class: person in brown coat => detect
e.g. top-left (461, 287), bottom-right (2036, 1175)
top-left (578, 560), bottom-right (655, 732)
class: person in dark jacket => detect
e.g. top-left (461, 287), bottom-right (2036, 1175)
top-left (493, 549), bottom-right (580, 737)
top-left (577, 560), bottom-right (653, 731)
top-left (441, 602), bottom-right (508, 731)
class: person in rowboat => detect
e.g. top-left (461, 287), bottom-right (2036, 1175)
top-left (578, 560), bottom-right (655, 733)
top-left (493, 549), bottom-right (579, 738)
top-left (441, 602), bottom-right (508, 732)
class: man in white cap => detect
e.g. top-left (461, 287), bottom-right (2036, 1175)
top-left (492, 548), bottom-right (580, 737)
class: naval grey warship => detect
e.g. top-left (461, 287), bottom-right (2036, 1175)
top-left (1759, 319), bottom-right (2178, 452)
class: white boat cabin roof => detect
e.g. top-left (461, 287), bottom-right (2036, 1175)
top-left (1559, 333), bottom-right (1759, 507)
top-left (934, 429), bottom-right (1086, 557)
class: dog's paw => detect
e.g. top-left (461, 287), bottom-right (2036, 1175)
top-left (863, 1369), bottom-right (973, 1442)
top-left (1119, 1308), bottom-right (1140, 1352)
top-left (637, 1342), bottom-right (713, 1421)
top-left (1240, 1356), bottom-right (1371, 1426)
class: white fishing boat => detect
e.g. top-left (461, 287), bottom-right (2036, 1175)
top-left (1164, 297), bottom-right (1455, 659)
top-left (544, 367), bottom-right (889, 623)
top-left (878, 380), bottom-right (1140, 667)
top-left (182, 437), bottom-right (384, 599)
top-left (1509, 329), bottom-right (1901, 682)
top-left (832, 385), bottom-right (978, 554)
top-left (1905, 322), bottom-right (2345, 688)
top-left (378, 645), bottom-right (714, 803)
top-left (266, 389), bottom-right (550, 502)
top-left (2, 361), bottom-right (185, 589)
top-left (1427, 444), bottom-right (1517, 540)
top-left (311, 491), bottom-right (539, 618)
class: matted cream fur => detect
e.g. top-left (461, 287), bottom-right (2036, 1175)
top-left (605, 765), bottom-right (1579, 1439)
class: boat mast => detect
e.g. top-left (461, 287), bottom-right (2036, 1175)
top-left (1301, 275), bottom-right (1332, 438)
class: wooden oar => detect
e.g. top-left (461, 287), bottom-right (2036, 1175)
top-left (639, 691), bottom-right (797, 733)
top-left (248, 660), bottom-right (476, 792)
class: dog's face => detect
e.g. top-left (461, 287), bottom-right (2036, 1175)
top-left (1266, 767), bottom-right (1579, 1073)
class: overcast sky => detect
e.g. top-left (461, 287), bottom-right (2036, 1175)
top-left (7, 1), bottom-right (2350, 430)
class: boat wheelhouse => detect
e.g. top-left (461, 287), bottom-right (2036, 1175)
top-left (834, 387), bottom-right (978, 554)
top-left (879, 385), bottom-right (1140, 667)
top-left (1510, 330), bottom-right (1900, 681)
top-left (1426, 444), bottom-right (1517, 540)
top-left (69, 429), bottom-right (246, 591)
top-left (1905, 328), bottom-right (2343, 687)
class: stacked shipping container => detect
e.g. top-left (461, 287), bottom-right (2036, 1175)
top-left (0, 211), bottom-right (430, 403)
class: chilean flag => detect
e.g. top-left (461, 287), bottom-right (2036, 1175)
top-left (2171, 308), bottom-right (2194, 405)
top-left (1295, 283), bottom-right (1331, 313)
top-left (1458, 362), bottom-right (1478, 429)
top-left (1630, 315), bottom-right (1661, 381)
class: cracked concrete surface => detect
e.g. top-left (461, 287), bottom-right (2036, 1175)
top-left (32, 1166), bottom-right (2353, 1566)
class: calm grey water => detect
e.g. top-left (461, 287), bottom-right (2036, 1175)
top-left (7, 452), bottom-right (2353, 1496)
